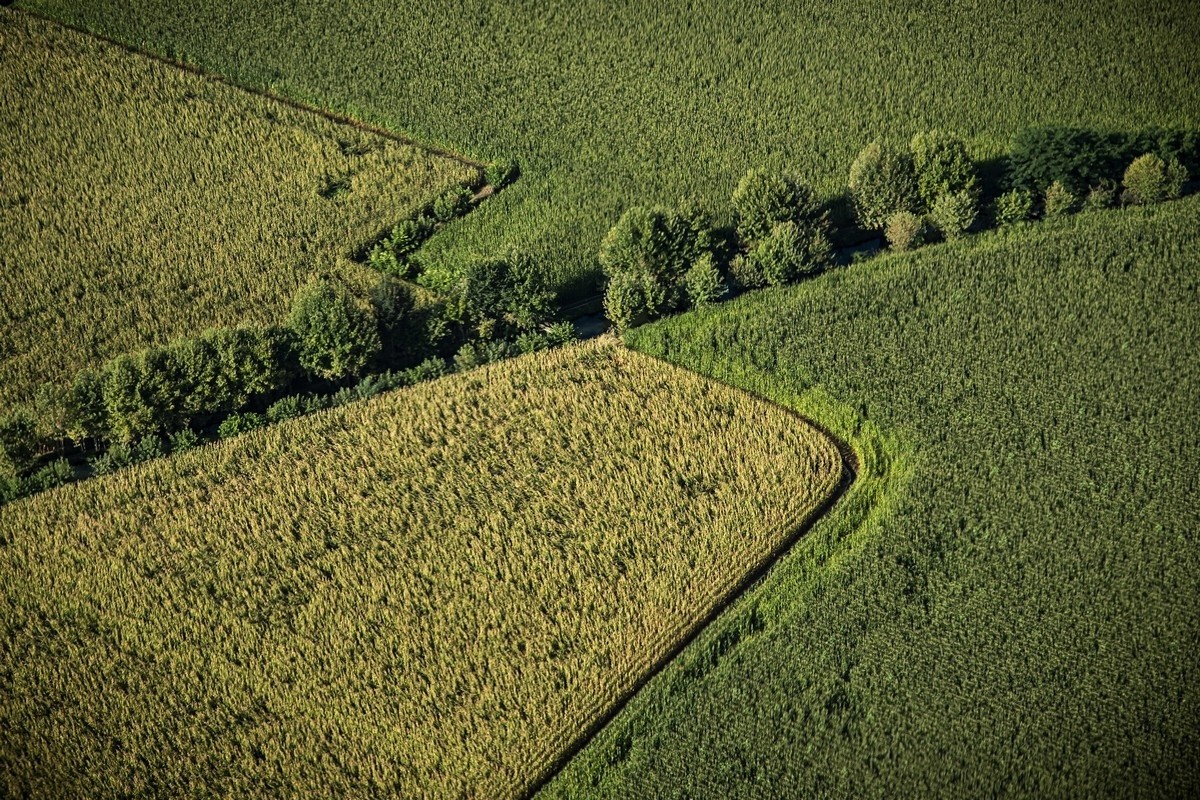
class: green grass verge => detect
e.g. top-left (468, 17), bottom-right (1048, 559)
top-left (14, 1), bottom-right (1200, 298)
top-left (541, 198), bottom-right (1200, 797)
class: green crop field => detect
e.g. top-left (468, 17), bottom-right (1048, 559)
top-left (0, 11), bottom-right (476, 407)
top-left (16, 0), bottom-right (1200, 297)
top-left (0, 341), bottom-right (842, 798)
top-left (541, 198), bottom-right (1200, 797)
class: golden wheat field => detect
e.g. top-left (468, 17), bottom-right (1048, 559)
top-left (0, 340), bottom-right (841, 798)
top-left (0, 11), bottom-right (476, 407)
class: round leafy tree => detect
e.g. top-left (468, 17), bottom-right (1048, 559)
top-left (848, 140), bottom-right (920, 230)
top-left (288, 277), bottom-right (381, 381)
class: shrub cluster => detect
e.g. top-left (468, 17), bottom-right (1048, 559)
top-left (449, 253), bottom-right (555, 339)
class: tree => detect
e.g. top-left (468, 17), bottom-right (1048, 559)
top-left (65, 368), bottom-right (107, 445)
top-left (101, 353), bottom-right (152, 443)
top-left (0, 407), bottom-right (39, 481)
top-left (1123, 152), bottom-right (1187, 205)
top-left (288, 278), bottom-right (382, 381)
top-left (848, 139), bottom-right (920, 230)
top-left (910, 131), bottom-right (977, 208)
top-left (750, 220), bottom-right (832, 286)
top-left (929, 190), bottom-right (978, 241)
top-left (454, 254), bottom-right (553, 337)
top-left (993, 188), bottom-right (1034, 226)
top-left (731, 169), bottom-right (819, 246)
top-left (684, 252), bottom-right (726, 306)
top-left (599, 205), bottom-right (711, 328)
top-left (1043, 180), bottom-right (1077, 217)
top-left (885, 210), bottom-right (925, 251)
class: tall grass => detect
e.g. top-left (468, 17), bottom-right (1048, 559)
top-left (0, 12), bottom-right (476, 407)
top-left (0, 341), bottom-right (841, 798)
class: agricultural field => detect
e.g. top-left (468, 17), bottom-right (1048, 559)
top-left (0, 341), bottom-right (843, 798)
top-left (0, 11), bottom-right (477, 407)
top-left (543, 198), bottom-right (1200, 796)
top-left (17, 0), bottom-right (1200, 297)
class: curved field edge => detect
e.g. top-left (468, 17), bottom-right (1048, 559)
top-left (0, 341), bottom-right (842, 799)
top-left (537, 370), bottom-right (910, 798)
top-left (539, 199), bottom-right (1200, 797)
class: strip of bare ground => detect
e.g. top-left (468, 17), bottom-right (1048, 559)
top-left (518, 350), bottom-right (859, 799)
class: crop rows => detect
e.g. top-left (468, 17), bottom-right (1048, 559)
top-left (17, 0), bottom-right (1200, 298)
top-left (0, 11), bottom-right (476, 407)
top-left (542, 198), bottom-right (1200, 797)
top-left (0, 341), bottom-right (842, 798)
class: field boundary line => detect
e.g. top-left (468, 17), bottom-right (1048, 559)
top-left (8, 5), bottom-right (489, 171)
top-left (517, 347), bottom-right (858, 799)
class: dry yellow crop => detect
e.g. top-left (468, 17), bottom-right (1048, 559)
top-left (0, 340), bottom-right (841, 798)
top-left (0, 12), bottom-right (476, 407)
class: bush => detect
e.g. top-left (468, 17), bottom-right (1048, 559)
top-left (217, 412), bottom-right (266, 439)
top-left (288, 277), bottom-right (382, 381)
top-left (404, 357), bottom-right (448, 384)
top-left (1123, 153), bottom-right (1188, 205)
top-left (266, 395), bottom-right (306, 423)
top-left (169, 428), bottom-right (200, 453)
top-left (134, 435), bottom-right (164, 462)
top-left (544, 321), bottom-right (577, 347)
top-left (684, 252), bottom-right (727, 306)
top-left (910, 131), bottom-right (977, 208)
top-left (486, 158), bottom-right (520, 189)
top-left (602, 271), bottom-right (650, 332)
top-left (994, 188), bottom-right (1034, 226)
top-left (30, 458), bottom-right (72, 492)
top-left (849, 139), bottom-right (920, 231)
top-left (885, 210), bottom-right (925, 251)
top-left (1084, 179), bottom-right (1118, 211)
top-left (929, 190), bottom-right (978, 241)
top-left (728, 253), bottom-right (765, 290)
top-left (750, 220), bottom-right (832, 286)
top-left (1043, 180), bottom-right (1077, 217)
top-left (0, 473), bottom-right (22, 504)
top-left (91, 442), bottom-right (133, 476)
top-left (432, 186), bottom-right (472, 222)
top-left (731, 169), bottom-right (819, 246)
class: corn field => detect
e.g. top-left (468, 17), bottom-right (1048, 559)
top-left (0, 11), bottom-right (476, 407)
top-left (16, 0), bottom-right (1200, 298)
top-left (0, 340), bottom-right (841, 798)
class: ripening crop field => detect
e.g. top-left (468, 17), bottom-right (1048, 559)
top-left (17, 0), bottom-right (1200, 297)
top-left (542, 198), bottom-right (1200, 797)
top-left (0, 341), bottom-right (842, 799)
top-left (0, 11), bottom-right (476, 407)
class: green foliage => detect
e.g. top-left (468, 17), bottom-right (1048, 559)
top-left (728, 253), bottom-right (766, 291)
top-left (29, 457), bottom-right (72, 492)
top-left (1043, 180), bottom-right (1078, 217)
top-left (485, 158), bottom-right (520, 189)
top-left (994, 188), bottom-right (1034, 226)
top-left (544, 321), bottom-right (577, 347)
top-left (432, 186), bottom-right (472, 222)
top-left (0, 407), bottom-right (40, 480)
top-left (288, 278), bottom-right (382, 381)
top-left (216, 411), bottom-right (267, 439)
top-left (885, 210), bottom-right (926, 251)
top-left (266, 396), bottom-right (306, 423)
top-left (169, 428), bottom-right (200, 454)
top-left (848, 140), bottom-right (920, 230)
top-left (1123, 153), bottom-right (1188, 205)
top-left (929, 189), bottom-right (979, 240)
top-left (684, 252), bottom-right (727, 306)
top-left (731, 168), bottom-right (819, 245)
top-left (1084, 179), bottom-right (1118, 211)
top-left (599, 205), bottom-right (713, 329)
top-left (0, 13), bottom-right (473, 407)
top-left (750, 220), bottom-right (833, 285)
top-left (65, 369), bottom-right (106, 444)
top-left (452, 254), bottom-right (554, 336)
top-left (551, 196), bottom-right (1200, 800)
top-left (90, 442), bottom-right (132, 476)
top-left (909, 130), bottom-right (977, 207)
